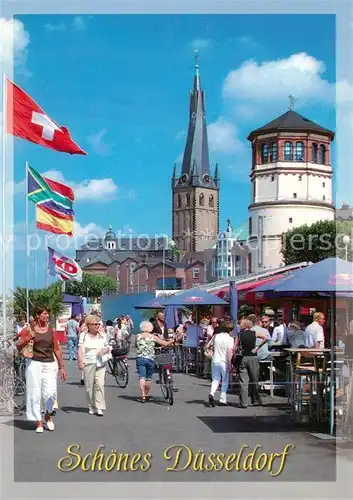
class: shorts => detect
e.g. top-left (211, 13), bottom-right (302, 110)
top-left (136, 357), bottom-right (155, 381)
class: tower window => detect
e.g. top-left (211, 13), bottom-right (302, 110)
top-left (295, 141), bottom-right (304, 161)
top-left (323, 195), bottom-right (326, 201)
top-left (298, 175), bottom-right (302, 181)
top-left (193, 268), bottom-right (200, 279)
top-left (289, 217), bottom-right (293, 223)
top-left (311, 143), bottom-right (318, 162)
top-left (199, 193), bottom-right (204, 206)
top-left (186, 193), bottom-right (190, 206)
top-left (261, 143), bottom-right (269, 163)
top-left (319, 144), bottom-right (326, 165)
top-left (177, 194), bottom-right (181, 208)
top-left (322, 181), bottom-right (326, 188)
top-left (249, 216), bottom-right (252, 235)
top-left (293, 193), bottom-right (297, 199)
top-left (284, 141), bottom-right (293, 160)
top-left (271, 142), bottom-right (277, 162)
top-left (209, 194), bottom-right (214, 207)
top-left (271, 175), bottom-right (275, 182)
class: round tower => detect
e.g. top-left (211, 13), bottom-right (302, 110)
top-left (247, 107), bottom-right (335, 273)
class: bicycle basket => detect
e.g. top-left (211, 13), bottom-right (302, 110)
top-left (155, 353), bottom-right (173, 366)
top-left (112, 346), bottom-right (129, 357)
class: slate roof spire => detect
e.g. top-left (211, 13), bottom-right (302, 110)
top-left (180, 51), bottom-right (214, 187)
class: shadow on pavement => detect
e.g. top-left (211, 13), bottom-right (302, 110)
top-left (60, 406), bottom-right (89, 414)
top-left (198, 415), bottom-right (328, 433)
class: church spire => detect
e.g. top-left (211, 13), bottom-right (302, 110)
top-left (180, 51), bottom-right (214, 188)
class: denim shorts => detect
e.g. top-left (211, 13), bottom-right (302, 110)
top-left (136, 357), bottom-right (155, 381)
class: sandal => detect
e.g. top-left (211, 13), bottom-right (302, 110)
top-left (139, 396), bottom-right (146, 403)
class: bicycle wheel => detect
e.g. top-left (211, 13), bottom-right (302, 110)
top-left (13, 376), bottom-right (26, 413)
top-left (164, 372), bottom-right (174, 406)
top-left (160, 369), bottom-right (168, 399)
top-left (113, 359), bottom-right (129, 388)
top-left (106, 358), bottom-right (114, 376)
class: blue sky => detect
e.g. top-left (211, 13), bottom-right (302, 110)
top-left (9, 14), bottom-right (336, 288)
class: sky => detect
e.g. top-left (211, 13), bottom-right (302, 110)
top-left (1, 13), bottom-right (341, 288)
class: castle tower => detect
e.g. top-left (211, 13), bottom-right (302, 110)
top-left (172, 51), bottom-right (219, 253)
top-left (247, 99), bottom-right (335, 273)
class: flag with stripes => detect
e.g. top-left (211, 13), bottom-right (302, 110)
top-left (48, 247), bottom-right (82, 281)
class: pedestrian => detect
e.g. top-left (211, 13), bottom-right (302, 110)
top-left (65, 314), bottom-right (79, 361)
top-left (78, 315), bottom-right (111, 416)
top-left (304, 312), bottom-right (325, 349)
top-left (206, 321), bottom-right (235, 407)
top-left (235, 318), bottom-right (268, 408)
top-left (135, 321), bottom-right (175, 402)
top-left (16, 306), bottom-right (67, 433)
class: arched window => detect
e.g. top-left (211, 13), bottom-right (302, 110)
top-left (270, 142), bottom-right (278, 162)
top-left (319, 144), bottom-right (326, 165)
top-left (209, 194), bottom-right (214, 208)
top-left (311, 143), bottom-right (318, 162)
top-left (199, 193), bottom-right (204, 206)
top-left (261, 143), bottom-right (269, 163)
top-left (284, 141), bottom-right (293, 160)
top-left (177, 194), bottom-right (181, 208)
top-left (186, 193), bottom-right (190, 206)
top-left (295, 141), bottom-right (304, 161)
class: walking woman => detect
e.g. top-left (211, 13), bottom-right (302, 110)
top-left (16, 306), bottom-right (67, 433)
top-left (78, 315), bottom-right (110, 416)
top-left (135, 321), bottom-right (174, 402)
top-left (206, 321), bottom-right (235, 407)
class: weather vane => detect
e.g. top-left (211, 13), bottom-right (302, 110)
top-left (288, 94), bottom-right (297, 110)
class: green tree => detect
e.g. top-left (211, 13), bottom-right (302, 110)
top-left (13, 282), bottom-right (65, 320)
top-left (64, 272), bottom-right (117, 298)
top-left (281, 219), bottom-right (353, 265)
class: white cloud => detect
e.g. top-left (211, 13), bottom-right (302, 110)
top-left (72, 16), bottom-right (86, 31)
top-left (223, 52), bottom-right (333, 112)
top-left (0, 17), bottom-right (30, 74)
top-left (191, 38), bottom-right (212, 50)
top-left (44, 23), bottom-right (66, 32)
top-left (87, 129), bottom-right (111, 156)
top-left (207, 117), bottom-right (244, 154)
top-left (175, 129), bottom-right (185, 140)
top-left (74, 221), bottom-right (105, 238)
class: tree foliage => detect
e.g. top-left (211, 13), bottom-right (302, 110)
top-left (64, 272), bottom-right (117, 298)
top-left (281, 219), bottom-right (353, 265)
top-left (13, 283), bottom-right (65, 320)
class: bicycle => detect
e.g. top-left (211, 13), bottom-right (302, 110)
top-left (155, 349), bottom-right (175, 406)
top-left (0, 341), bottom-right (26, 414)
top-left (107, 339), bottom-right (129, 388)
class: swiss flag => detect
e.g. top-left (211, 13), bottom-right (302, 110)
top-left (6, 79), bottom-right (87, 155)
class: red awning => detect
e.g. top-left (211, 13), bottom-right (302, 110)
top-left (215, 274), bottom-right (287, 298)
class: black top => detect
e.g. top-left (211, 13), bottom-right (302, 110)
top-left (152, 320), bottom-right (168, 341)
top-left (239, 329), bottom-right (256, 356)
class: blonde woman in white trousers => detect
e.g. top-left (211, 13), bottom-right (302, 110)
top-left (78, 315), bottom-right (110, 416)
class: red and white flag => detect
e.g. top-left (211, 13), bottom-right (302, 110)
top-left (6, 79), bottom-right (87, 155)
top-left (48, 247), bottom-right (82, 282)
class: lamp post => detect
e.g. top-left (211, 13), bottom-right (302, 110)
top-left (343, 235), bottom-right (351, 261)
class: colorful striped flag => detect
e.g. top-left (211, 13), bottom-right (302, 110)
top-left (27, 165), bottom-right (75, 236)
top-left (48, 247), bottom-right (82, 281)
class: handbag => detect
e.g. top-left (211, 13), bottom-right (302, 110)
top-left (204, 336), bottom-right (215, 360)
top-left (232, 333), bottom-right (244, 368)
top-left (18, 329), bottom-right (35, 359)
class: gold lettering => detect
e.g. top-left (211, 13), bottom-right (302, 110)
top-left (267, 452), bottom-right (281, 471)
top-left (81, 452), bottom-right (93, 472)
top-left (116, 453), bottom-right (130, 471)
top-left (204, 453), bottom-right (217, 472)
top-left (164, 444), bottom-right (193, 472)
top-left (243, 445), bottom-right (262, 471)
top-left (224, 453), bottom-right (236, 471)
top-left (255, 453), bottom-right (268, 471)
top-left (57, 443), bottom-right (82, 472)
top-left (215, 453), bottom-right (225, 471)
top-left (105, 451), bottom-right (117, 471)
top-left (140, 453), bottom-right (152, 471)
top-left (270, 444), bottom-right (295, 477)
top-left (91, 445), bottom-right (105, 471)
top-left (130, 453), bottom-right (142, 471)
top-left (235, 444), bottom-right (248, 471)
top-left (192, 449), bottom-right (205, 471)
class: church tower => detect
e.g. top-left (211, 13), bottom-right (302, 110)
top-left (172, 52), bottom-right (219, 253)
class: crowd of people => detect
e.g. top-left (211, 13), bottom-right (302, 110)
top-left (14, 306), bottom-right (330, 433)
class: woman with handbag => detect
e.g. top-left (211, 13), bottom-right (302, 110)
top-left (206, 321), bottom-right (235, 407)
top-left (77, 315), bottom-right (111, 416)
top-left (16, 306), bottom-right (67, 433)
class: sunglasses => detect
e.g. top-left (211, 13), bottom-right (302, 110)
top-left (89, 323), bottom-right (100, 326)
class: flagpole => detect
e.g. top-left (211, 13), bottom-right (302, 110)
top-left (25, 161), bottom-right (30, 323)
top-left (2, 74), bottom-right (7, 338)
top-left (163, 237), bottom-right (166, 291)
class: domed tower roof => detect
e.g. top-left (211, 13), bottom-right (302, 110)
top-left (247, 110), bottom-right (334, 142)
top-left (105, 225), bottom-right (116, 241)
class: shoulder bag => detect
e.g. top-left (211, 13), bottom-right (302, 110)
top-left (232, 332), bottom-right (244, 368)
top-left (18, 328), bottom-right (35, 359)
top-left (204, 335), bottom-right (215, 360)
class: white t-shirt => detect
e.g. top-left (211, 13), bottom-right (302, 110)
top-left (304, 322), bottom-right (325, 349)
top-left (272, 324), bottom-right (287, 344)
top-left (78, 332), bottom-right (108, 365)
top-left (212, 333), bottom-right (234, 363)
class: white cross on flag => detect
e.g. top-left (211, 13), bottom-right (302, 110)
top-left (6, 79), bottom-right (87, 155)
